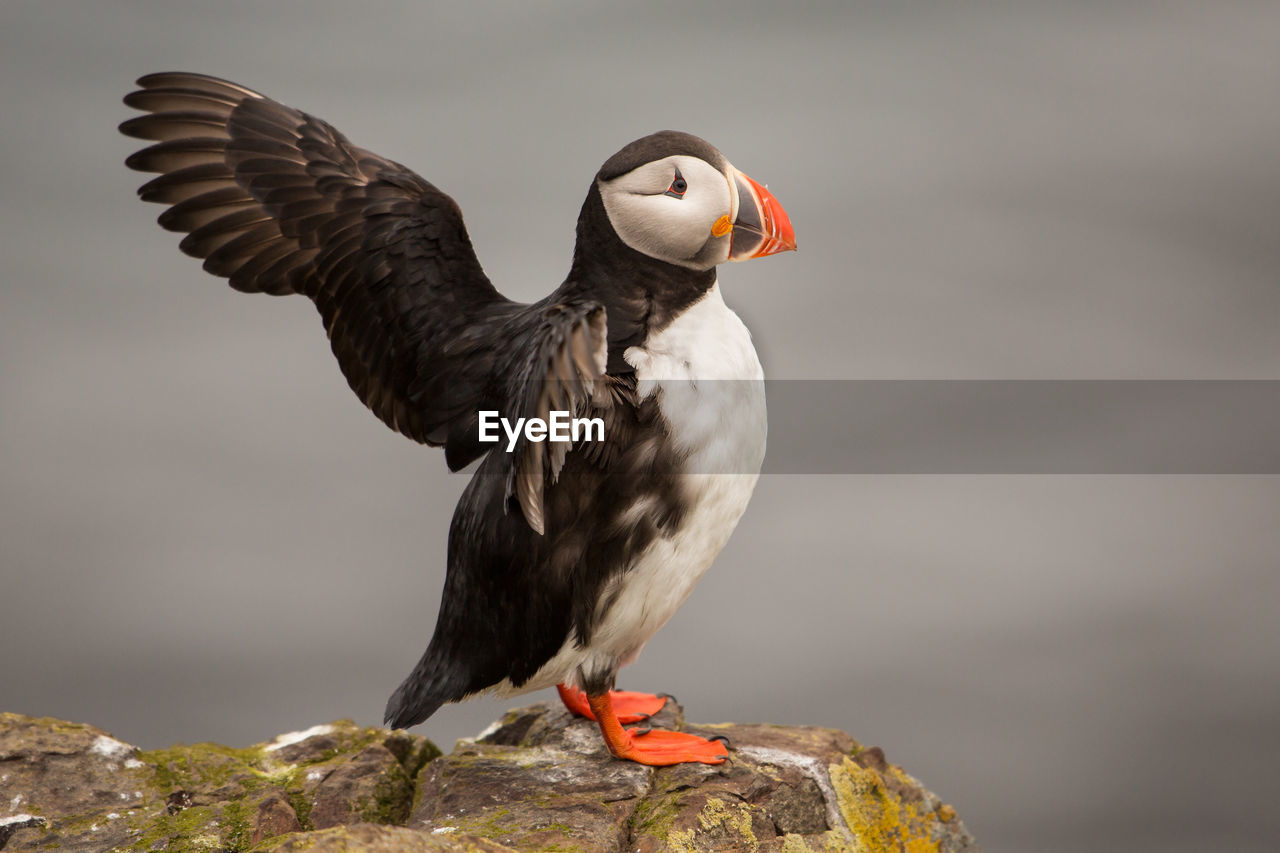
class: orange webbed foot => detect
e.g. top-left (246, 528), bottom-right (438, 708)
top-left (583, 690), bottom-right (729, 766)
top-left (557, 683), bottom-right (668, 724)
top-left (610, 728), bottom-right (729, 766)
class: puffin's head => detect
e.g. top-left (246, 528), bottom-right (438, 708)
top-left (595, 130), bottom-right (796, 271)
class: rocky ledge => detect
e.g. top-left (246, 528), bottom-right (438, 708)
top-left (0, 701), bottom-right (977, 852)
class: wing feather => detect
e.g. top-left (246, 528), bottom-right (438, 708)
top-left (502, 303), bottom-right (611, 534)
top-left (122, 72), bottom-right (517, 463)
top-left (124, 73), bottom-right (614, 532)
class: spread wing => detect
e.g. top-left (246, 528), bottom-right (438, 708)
top-left (121, 72), bottom-right (614, 530)
top-left (121, 71), bottom-right (517, 469)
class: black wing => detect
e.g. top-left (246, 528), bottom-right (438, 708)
top-left (121, 72), bottom-right (517, 469)
top-left (121, 72), bottom-right (614, 531)
top-left (498, 302), bottom-right (611, 534)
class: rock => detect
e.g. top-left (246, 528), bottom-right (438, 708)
top-left (0, 714), bottom-right (152, 852)
top-left (0, 703), bottom-right (977, 851)
top-left (309, 742), bottom-right (412, 828)
top-left (0, 817), bottom-right (46, 851)
top-left (253, 823), bottom-right (518, 851)
top-left (0, 714), bottom-right (435, 852)
top-left (420, 702), bottom-right (977, 852)
top-left (250, 794), bottom-right (302, 844)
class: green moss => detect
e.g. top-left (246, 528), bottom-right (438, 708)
top-left (143, 742), bottom-right (264, 793)
top-left (356, 762), bottom-right (414, 825)
top-left (131, 805), bottom-right (221, 852)
top-left (130, 724), bottom-right (410, 850)
top-left (384, 730), bottom-right (443, 776)
top-left (411, 738), bottom-right (444, 774)
top-left (0, 713), bottom-right (96, 738)
top-left (458, 805), bottom-right (513, 836)
top-left (220, 799), bottom-right (253, 852)
top-left (250, 832), bottom-right (319, 852)
top-left (449, 804), bottom-right (596, 850)
top-left (358, 734), bottom-right (443, 826)
top-left (136, 723), bottom-right (425, 843)
top-left (629, 788), bottom-right (682, 841)
top-left (8, 719), bottom-right (453, 853)
top-left (287, 788), bottom-right (314, 831)
top-left (312, 721), bottom-right (384, 760)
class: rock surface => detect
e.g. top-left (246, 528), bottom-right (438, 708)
top-left (0, 702), bottom-right (977, 852)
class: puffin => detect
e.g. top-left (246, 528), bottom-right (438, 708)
top-left (121, 72), bottom-right (795, 766)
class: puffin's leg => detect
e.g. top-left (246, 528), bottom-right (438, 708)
top-left (556, 683), bottom-right (667, 724)
top-left (586, 691), bottom-right (728, 766)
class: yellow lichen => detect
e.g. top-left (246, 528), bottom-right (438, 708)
top-left (695, 797), bottom-right (758, 851)
top-left (828, 757), bottom-right (940, 853)
top-left (660, 797), bottom-right (761, 853)
top-left (666, 827), bottom-right (697, 853)
top-left (781, 832), bottom-right (815, 853)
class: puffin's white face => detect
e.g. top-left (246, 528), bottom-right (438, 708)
top-left (598, 154), bottom-right (737, 271)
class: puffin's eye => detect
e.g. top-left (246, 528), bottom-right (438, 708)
top-left (664, 168), bottom-right (687, 199)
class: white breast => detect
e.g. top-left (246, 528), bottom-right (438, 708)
top-left (602, 283), bottom-right (766, 663)
top-left (513, 283), bottom-right (766, 694)
top-left (625, 281), bottom-right (768, 475)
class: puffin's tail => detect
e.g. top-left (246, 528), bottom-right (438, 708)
top-left (383, 651), bottom-right (464, 729)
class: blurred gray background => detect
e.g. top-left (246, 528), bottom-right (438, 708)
top-left (2, 2), bottom-right (1278, 851)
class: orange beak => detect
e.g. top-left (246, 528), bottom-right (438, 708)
top-left (728, 170), bottom-right (797, 260)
